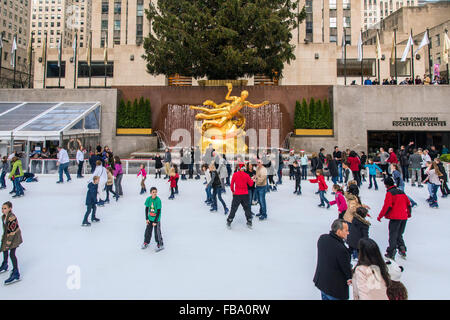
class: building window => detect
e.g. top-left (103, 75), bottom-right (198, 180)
top-left (330, 27), bottom-right (337, 43)
top-left (329, 17), bottom-right (337, 28)
top-left (78, 61), bottom-right (114, 77)
top-left (101, 1), bottom-right (108, 14)
top-left (436, 34), bottom-right (440, 47)
top-left (343, 0), bottom-right (351, 9)
top-left (329, 0), bottom-right (336, 10)
top-left (390, 58), bottom-right (411, 76)
top-left (114, 0), bottom-right (121, 15)
top-left (337, 59), bottom-right (376, 76)
top-left (101, 19), bottom-right (108, 30)
top-left (114, 19), bottom-right (120, 31)
top-left (46, 61), bottom-right (66, 78)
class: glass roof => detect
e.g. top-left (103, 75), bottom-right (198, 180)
top-left (0, 102), bottom-right (59, 131)
top-left (19, 102), bottom-right (98, 132)
top-left (0, 102), bottom-right (22, 115)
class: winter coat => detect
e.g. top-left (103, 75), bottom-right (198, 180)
top-left (113, 163), bottom-right (123, 177)
top-left (1, 161), bottom-right (9, 173)
top-left (311, 157), bottom-right (319, 172)
top-left (437, 163), bottom-right (448, 182)
top-left (313, 232), bottom-right (352, 300)
top-left (293, 166), bottom-right (301, 180)
top-left (8, 159), bottom-right (24, 179)
top-left (346, 213), bottom-right (370, 249)
top-left (309, 175), bottom-right (328, 191)
top-left (85, 182), bottom-right (98, 206)
top-left (378, 186), bottom-right (411, 221)
top-left (379, 152), bottom-right (389, 165)
top-left (255, 166), bottom-right (267, 187)
top-left (347, 156), bottom-right (361, 172)
top-left (210, 171), bottom-right (222, 188)
top-left (425, 168), bottom-right (441, 185)
top-left (392, 170), bottom-right (404, 189)
top-left (408, 153), bottom-right (422, 169)
top-left (106, 171), bottom-right (114, 186)
top-left (300, 155), bottom-right (308, 166)
top-left (288, 154), bottom-right (297, 165)
top-left (365, 163), bottom-right (382, 176)
top-left (169, 173), bottom-right (179, 188)
top-left (230, 171), bottom-right (254, 195)
top-left (343, 192), bottom-right (363, 223)
top-left (245, 169), bottom-right (256, 190)
top-left (352, 265), bottom-right (388, 300)
top-left (1, 212), bottom-right (23, 252)
top-left (398, 150), bottom-right (409, 166)
top-left (92, 165), bottom-right (107, 184)
top-left (327, 159), bottom-right (339, 177)
top-left (137, 168), bottom-right (147, 179)
top-left (218, 159), bottom-right (228, 179)
top-left (387, 152), bottom-right (399, 164)
top-left (154, 156), bottom-right (163, 169)
top-left (163, 151), bottom-right (172, 163)
top-left (329, 191), bottom-right (347, 213)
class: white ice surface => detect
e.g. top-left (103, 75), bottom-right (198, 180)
top-left (0, 174), bottom-right (447, 299)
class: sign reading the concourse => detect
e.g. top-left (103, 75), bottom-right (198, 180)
top-left (393, 117), bottom-right (447, 127)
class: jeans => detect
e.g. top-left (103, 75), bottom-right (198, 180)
top-left (411, 168), bottom-right (422, 186)
top-left (83, 204), bottom-right (97, 223)
top-left (369, 174), bottom-right (378, 189)
top-left (321, 291), bottom-right (339, 300)
top-left (77, 161), bottom-right (84, 177)
top-left (105, 184), bottom-right (118, 201)
top-left (277, 168), bottom-right (283, 184)
top-left (13, 176), bottom-right (24, 195)
top-left (398, 184), bottom-right (417, 207)
top-left (331, 176), bottom-right (338, 185)
top-left (318, 190), bottom-right (329, 206)
top-left (248, 188), bottom-right (256, 204)
top-left (301, 165), bottom-right (308, 180)
top-left (205, 185), bottom-right (212, 202)
top-left (114, 174), bottom-right (123, 196)
top-left (58, 162), bottom-right (71, 182)
top-left (0, 171), bottom-right (6, 188)
top-left (255, 186), bottom-right (267, 218)
top-left (430, 183), bottom-right (439, 204)
top-left (338, 163), bottom-right (343, 183)
top-left (401, 165), bottom-right (409, 182)
top-left (212, 186), bottom-right (227, 211)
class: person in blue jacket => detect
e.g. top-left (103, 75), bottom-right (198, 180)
top-left (364, 158), bottom-right (383, 190)
top-left (82, 176), bottom-right (100, 226)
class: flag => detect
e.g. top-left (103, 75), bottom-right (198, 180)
top-left (57, 36), bottom-right (62, 67)
top-left (414, 32), bottom-right (429, 56)
top-left (357, 31), bottom-right (363, 62)
top-left (41, 35), bottom-right (47, 65)
top-left (401, 34), bottom-right (413, 62)
top-left (72, 33), bottom-right (77, 59)
top-left (375, 32), bottom-right (382, 60)
top-left (86, 33), bottom-right (91, 66)
top-left (103, 43), bottom-right (108, 65)
top-left (341, 30), bottom-right (346, 61)
top-left (10, 36), bottom-right (17, 67)
top-left (27, 36), bottom-right (32, 63)
top-left (443, 32), bottom-right (450, 64)
top-left (390, 32), bottom-right (396, 65)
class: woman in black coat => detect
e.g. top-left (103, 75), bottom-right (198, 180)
top-left (346, 207), bottom-right (370, 260)
top-left (154, 154), bottom-right (163, 179)
top-left (311, 152), bottom-right (320, 174)
top-left (326, 154), bottom-right (339, 185)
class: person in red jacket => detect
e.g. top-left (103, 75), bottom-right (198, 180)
top-left (227, 162), bottom-right (254, 229)
top-left (377, 177), bottom-right (411, 260)
top-left (168, 167), bottom-right (179, 200)
top-left (347, 151), bottom-right (361, 187)
top-left (309, 169), bottom-right (330, 209)
top-left (386, 148), bottom-right (399, 178)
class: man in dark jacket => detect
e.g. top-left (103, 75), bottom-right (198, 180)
top-left (398, 145), bottom-right (410, 182)
top-left (313, 219), bottom-right (352, 300)
top-left (82, 176), bottom-right (100, 226)
top-left (377, 177), bottom-right (411, 260)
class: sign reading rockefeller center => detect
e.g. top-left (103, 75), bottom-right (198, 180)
top-left (392, 117), bottom-right (447, 127)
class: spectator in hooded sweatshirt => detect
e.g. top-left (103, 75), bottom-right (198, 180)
top-left (377, 177), bottom-right (411, 260)
top-left (313, 219), bottom-right (352, 300)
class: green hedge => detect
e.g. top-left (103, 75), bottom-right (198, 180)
top-left (117, 97), bottom-right (152, 128)
top-left (294, 98), bottom-right (332, 129)
top-left (440, 154), bottom-right (450, 162)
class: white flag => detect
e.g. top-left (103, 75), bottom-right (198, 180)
top-left (401, 34), bottom-right (413, 62)
top-left (357, 31), bottom-right (363, 62)
top-left (375, 32), bottom-right (382, 60)
top-left (414, 32), bottom-right (429, 56)
top-left (72, 34), bottom-right (77, 59)
top-left (341, 32), bottom-right (346, 61)
top-left (57, 37), bottom-right (61, 67)
top-left (10, 36), bottom-right (17, 67)
top-left (443, 32), bottom-right (450, 64)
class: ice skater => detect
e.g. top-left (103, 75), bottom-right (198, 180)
top-left (92, 160), bottom-right (107, 206)
top-left (9, 157), bottom-right (24, 198)
top-left (105, 167), bottom-right (119, 203)
top-left (56, 146), bottom-right (71, 183)
top-left (292, 161), bottom-right (302, 195)
top-left (0, 156), bottom-right (9, 189)
top-left (168, 167), bottom-right (179, 200)
top-left (0, 201), bottom-right (23, 285)
top-left (141, 187), bottom-right (164, 252)
top-left (209, 163), bottom-right (229, 214)
top-left (154, 153), bottom-right (163, 179)
top-left (309, 169), bottom-right (330, 209)
top-left (329, 185), bottom-right (347, 219)
top-left (82, 176), bottom-right (100, 226)
top-left (227, 163), bottom-right (254, 229)
top-left (365, 158), bottom-right (382, 190)
top-left (202, 164), bottom-right (212, 204)
top-left (137, 163), bottom-right (147, 195)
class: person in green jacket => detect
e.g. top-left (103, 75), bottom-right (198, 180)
top-left (8, 157), bottom-right (24, 198)
top-left (141, 187), bottom-right (164, 252)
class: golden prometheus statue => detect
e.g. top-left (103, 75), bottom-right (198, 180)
top-left (190, 83), bottom-right (269, 154)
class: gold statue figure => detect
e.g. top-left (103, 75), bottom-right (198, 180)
top-left (190, 83), bottom-right (269, 153)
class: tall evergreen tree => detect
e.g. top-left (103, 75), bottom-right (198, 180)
top-left (300, 98), bottom-right (309, 129)
top-left (323, 99), bottom-right (332, 129)
top-left (143, 0), bottom-right (306, 79)
top-left (308, 97), bottom-right (315, 129)
top-left (294, 100), bottom-right (301, 129)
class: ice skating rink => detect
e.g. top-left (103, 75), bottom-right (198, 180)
top-left (1, 175), bottom-right (448, 299)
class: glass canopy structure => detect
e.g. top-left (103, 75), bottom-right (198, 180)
top-left (0, 102), bottom-right (101, 141)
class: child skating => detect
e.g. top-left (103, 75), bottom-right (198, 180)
top-left (105, 167), bottom-right (119, 203)
top-left (141, 187), bottom-right (164, 252)
top-left (0, 201), bottom-right (23, 285)
top-left (168, 167), bottom-right (179, 200)
top-left (365, 158), bottom-right (383, 190)
top-left (329, 184), bottom-right (347, 219)
top-left (309, 169), bottom-right (330, 208)
top-left (137, 163), bottom-right (147, 195)
top-left (82, 176), bottom-right (100, 226)
top-left (293, 161), bottom-right (302, 195)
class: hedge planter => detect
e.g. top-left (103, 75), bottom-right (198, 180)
top-left (116, 128), bottom-right (153, 135)
top-left (197, 79), bottom-right (248, 87)
top-left (295, 129), bottom-right (334, 136)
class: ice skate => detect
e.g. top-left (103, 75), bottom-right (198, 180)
top-left (92, 218), bottom-right (100, 223)
top-left (141, 243), bottom-right (148, 250)
top-left (0, 262), bottom-right (8, 274)
top-left (4, 269), bottom-right (20, 285)
top-left (226, 220), bottom-right (232, 229)
top-left (81, 222), bottom-right (91, 227)
top-left (398, 250), bottom-right (407, 260)
top-left (155, 245), bottom-right (164, 252)
top-left (247, 221), bottom-right (253, 229)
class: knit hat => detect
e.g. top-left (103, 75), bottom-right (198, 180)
top-left (386, 260), bottom-right (404, 282)
top-left (238, 162), bottom-right (245, 169)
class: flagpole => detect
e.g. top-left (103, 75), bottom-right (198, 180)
top-left (73, 32), bottom-right (78, 89)
top-left (410, 29), bottom-right (415, 85)
top-left (104, 31), bottom-right (107, 88)
top-left (58, 34), bottom-right (62, 88)
top-left (343, 28), bottom-right (347, 85)
top-left (426, 28), bottom-right (432, 81)
top-left (446, 28), bottom-right (449, 84)
top-left (89, 30), bottom-right (92, 88)
top-left (0, 32), bottom-right (3, 81)
top-left (360, 29), bottom-right (364, 85)
top-left (28, 32), bottom-right (34, 88)
top-left (377, 30), bottom-right (380, 85)
top-left (13, 35), bottom-right (17, 88)
top-left (394, 28), bottom-right (398, 83)
top-left (43, 32), bottom-right (47, 88)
